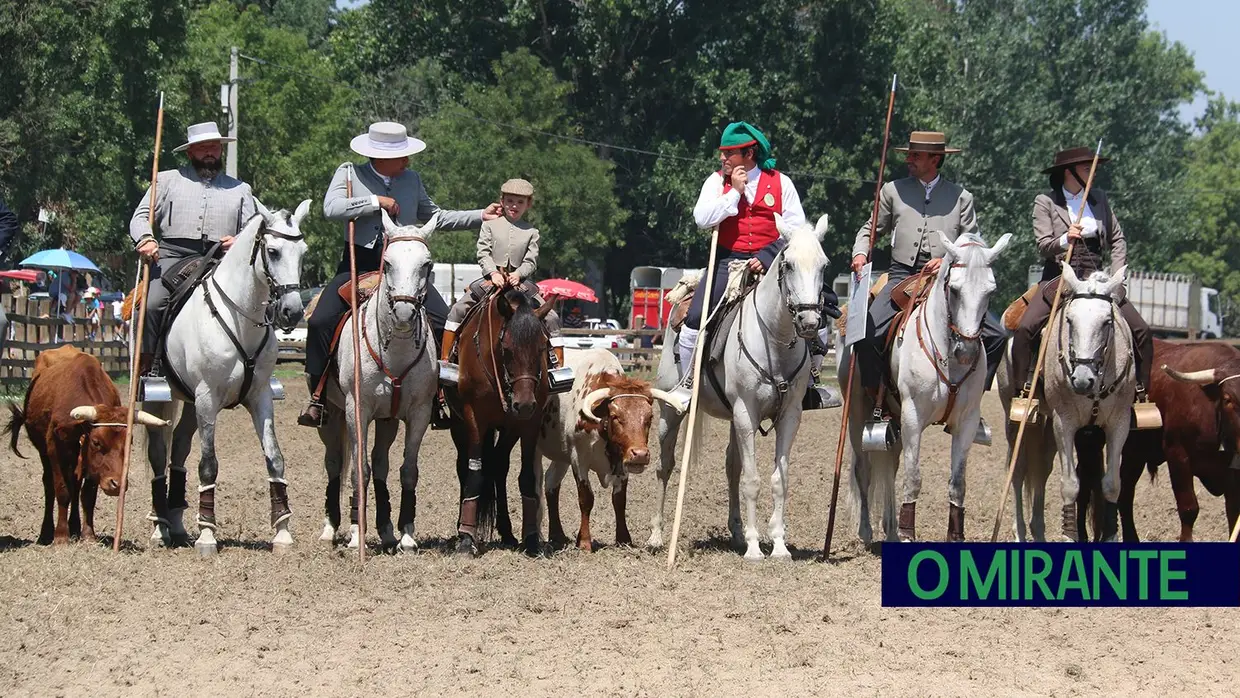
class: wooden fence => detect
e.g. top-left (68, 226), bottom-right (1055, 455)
top-left (1, 294), bottom-right (130, 393)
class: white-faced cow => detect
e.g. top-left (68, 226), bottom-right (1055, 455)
top-left (540, 348), bottom-right (684, 550)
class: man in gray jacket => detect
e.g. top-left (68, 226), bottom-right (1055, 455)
top-left (299, 121), bottom-right (501, 427)
top-left (129, 122), bottom-right (257, 376)
top-left (849, 131), bottom-right (1007, 441)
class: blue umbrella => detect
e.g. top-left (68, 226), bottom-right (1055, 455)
top-left (20, 248), bottom-right (101, 273)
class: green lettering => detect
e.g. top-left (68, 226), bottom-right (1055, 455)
top-left (962, 551), bottom-right (1006, 600)
top-left (1092, 550), bottom-right (1126, 599)
top-left (1129, 551), bottom-right (1158, 600)
top-left (1159, 550), bottom-right (1188, 601)
top-left (1024, 550), bottom-right (1055, 600)
top-left (908, 551), bottom-right (949, 600)
top-left (1011, 547), bottom-right (1020, 599)
top-left (1058, 550), bottom-right (1090, 600)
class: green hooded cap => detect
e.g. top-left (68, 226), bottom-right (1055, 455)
top-left (718, 121), bottom-right (777, 170)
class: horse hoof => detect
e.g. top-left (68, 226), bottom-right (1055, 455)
top-left (455, 534), bottom-right (479, 558)
top-left (398, 536), bottom-right (418, 553)
top-left (743, 545), bottom-right (765, 562)
top-left (770, 541), bottom-right (792, 560)
top-left (319, 526), bottom-right (336, 543)
top-left (273, 541), bottom-right (293, 555)
top-left (524, 535), bottom-right (547, 558)
top-left (195, 541), bottom-right (218, 558)
top-left (645, 533), bottom-right (663, 550)
top-left (499, 534), bottom-right (520, 549)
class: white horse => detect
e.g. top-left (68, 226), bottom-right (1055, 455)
top-left (1038, 262), bottom-right (1133, 541)
top-left (144, 201), bottom-right (309, 555)
top-left (317, 210), bottom-right (440, 552)
top-left (841, 231), bottom-right (1012, 544)
top-left (648, 214), bottom-right (830, 561)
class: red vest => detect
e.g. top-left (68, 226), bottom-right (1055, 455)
top-left (718, 169), bottom-right (783, 253)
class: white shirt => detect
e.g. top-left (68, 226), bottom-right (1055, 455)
top-left (1059, 187), bottom-right (1099, 250)
top-left (367, 163), bottom-right (392, 215)
top-left (692, 166), bottom-right (807, 231)
top-left (921, 174), bottom-right (941, 201)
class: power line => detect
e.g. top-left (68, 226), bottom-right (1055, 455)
top-left (235, 53), bottom-right (1240, 198)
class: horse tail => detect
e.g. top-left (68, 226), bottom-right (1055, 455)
top-left (475, 450), bottom-right (498, 542)
top-left (4, 401), bottom-right (26, 459)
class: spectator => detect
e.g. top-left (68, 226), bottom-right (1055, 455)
top-left (563, 305), bottom-right (585, 329)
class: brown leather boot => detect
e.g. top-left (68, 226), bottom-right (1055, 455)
top-left (899, 502), bottom-right (916, 541)
top-left (947, 504), bottom-right (965, 542)
top-left (440, 329), bottom-right (457, 363)
top-left (552, 345), bottom-right (564, 368)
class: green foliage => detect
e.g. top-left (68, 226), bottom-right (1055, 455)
top-left (1174, 98), bottom-right (1240, 299)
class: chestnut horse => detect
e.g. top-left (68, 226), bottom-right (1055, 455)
top-left (445, 287), bottom-right (554, 556)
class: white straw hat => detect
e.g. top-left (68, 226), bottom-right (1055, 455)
top-left (350, 121), bottom-right (427, 159)
top-left (173, 122), bottom-right (235, 153)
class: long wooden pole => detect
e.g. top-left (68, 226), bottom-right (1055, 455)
top-left (114, 91), bottom-right (164, 552)
top-left (1230, 515), bottom-right (1240, 543)
top-left (821, 74), bottom-right (897, 560)
top-left (665, 229), bottom-right (721, 569)
top-left (990, 139), bottom-right (1104, 542)
top-left (346, 165), bottom-right (366, 562)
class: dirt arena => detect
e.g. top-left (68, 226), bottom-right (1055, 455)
top-left (0, 381), bottom-right (1233, 696)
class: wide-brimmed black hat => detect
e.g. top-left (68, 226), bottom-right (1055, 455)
top-left (1042, 146), bottom-right (1111, 174)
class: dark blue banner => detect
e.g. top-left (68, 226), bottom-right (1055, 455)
top-left (881, 543), bottom-right (1240, 607)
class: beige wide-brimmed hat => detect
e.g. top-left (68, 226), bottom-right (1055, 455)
top-left (172, 122), bottom-right (236, 153)
top-left (350, 121), bottom-right (427, 159)
top-left (894, 131), bottom-right (961, 154)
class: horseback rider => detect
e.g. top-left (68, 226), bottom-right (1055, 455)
top-left (676, 120), bottom-right (839, 408)
top-left (849, 131), bottom-right (1007, 442)
top-left (439, 177), bottom-right (564, 372)
top-left (299, 121), bottom-right (502, 428)
top-left (1009, 146), bottom-right (1154, 414)
top-left (129, 122), bottom-right (257, 378)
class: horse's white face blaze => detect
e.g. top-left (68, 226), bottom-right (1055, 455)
top-left (940, 232), bottom-right (1011, 365)
top-left (1061, 263), bottom-right (1126, 396)
top-left (778, 214), bottom-right (831, 338)
top-left (259, 201), bottom-right (310, 331)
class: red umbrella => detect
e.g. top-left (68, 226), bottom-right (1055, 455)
top-left (538, 278), bottom-right (598, 303)
top-left (0, 269), bottom-right (43, 283)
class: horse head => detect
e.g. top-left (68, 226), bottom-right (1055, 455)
top-left (253, 199), bottom-right (311, 331)
top-left (494, 288), bottom-right (554, 420)
top-left (379, 210), bottom-right (439, 332)
top-left (1060, 261), bottom-right (1127, 396)
top-left (937, 230), bottom-right (1012, 366)
top-left (773, 213), bottom-right (832, 339)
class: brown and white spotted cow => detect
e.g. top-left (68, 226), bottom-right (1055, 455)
top-left (539, 348), bottom-right (685, 550)
top-left (5, 345), bottom-right (167, 544)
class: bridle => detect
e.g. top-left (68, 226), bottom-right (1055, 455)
top-left (914, 243), bottom-right (986, 424)
top-left (362, 232), bottom-right (431, 415)
top-left (475, 290), bottom-right (546, 414)
top-left (775, 253), bottom-right (826, 324)
top-left (1056, 290), bottom-right (1131, 424)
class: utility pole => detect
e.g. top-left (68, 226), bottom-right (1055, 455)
top-left (227, 46), bottom-right (239, 178)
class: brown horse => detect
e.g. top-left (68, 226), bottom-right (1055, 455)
top-left (446, 287), bottom-right (555, 557)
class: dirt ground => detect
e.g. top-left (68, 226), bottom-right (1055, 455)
top-left (0, 382), bottom-right (1234, 696)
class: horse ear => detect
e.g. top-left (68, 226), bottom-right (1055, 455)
top-left (774, 213), bottom-right (790, 239)
top-left (419, 212), bottom-right (441, 240)
top-left (936, 230), bottom-right (958, 259)
top-left (381, 208), bottom-right (398, 234)
top-left (291, 199), bottom-right (312, 228)
top-left (255, 198), bottom-right (275, 223)
top-left (1105, 264), bottom-right (1128, 299)
top-left (534, 300), bottom-right (555, 321)
top-left (813, 213), bottom-right (830, 242)
top-left (984, 233), bottom-right (1013, 263)
top-left (1060, 261), bottom-right (1084, 295)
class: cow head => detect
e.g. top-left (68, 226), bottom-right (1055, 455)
top-left (60, 406), bottom-right (168, 496)
top-left (1162, 364), bottom-right (1240, 452)
top-left (577, 373), bottom-right (685, 474)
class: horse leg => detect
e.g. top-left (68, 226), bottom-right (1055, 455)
top-left (731, 405), bottom-right (763, 562)
top-left (1052, 414), bottom-right (1080, 542)
top-left (192, 397), bottom-right (222, 556)
top-left (946, 407), bottom-right (979, 542)
top-left (142, 401), bottom-right (174, 547)
top-left (318, 407), bottom-right (345, 542)
top-left (167, 402), bottom-right (195, 545)
top-left (245, 389), bottom-right (293, 551)
top-left (1027, 434), bottom-right (1053, 542)
top-left (898, 405), bottom-right (924, 543)
top-left (1118, 451), bottom-right (1143, 543)
top-left (371, 419), bottom-right (397, 551)
top-left (726, 425), bottom-right (744, 550)
top-left (489, 432), bottom-right (519, 547)
top-left (544, 457), bottom-right (570, 548)
top-left (344, 397), bottom-right (373, 550)
top-left (1010, 432), bottom-right (1029, 543)
top-left (1095, 420), bottom-right (1126, 543)
top-left (768, 406), bottom-right (801, 560)
top-left (396, 407), bottom-right (428, 553)
top-left (454, 407), bottom-right (485, 557)
top-left (647, 403), bottom-right (684, 549)
top-left (517, 429), bottom-right (545, 557)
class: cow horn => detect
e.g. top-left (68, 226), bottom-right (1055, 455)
top-left (650, 389), bottom-right (687, 414)
top-left (135, 410), bottom-right (170, 428)
top-left (1162, 364), bottom-right (1217, 385)
top-left (581, 388), bottom-right (611, 422)
top-left (69, 406), bottom-right (98, 422)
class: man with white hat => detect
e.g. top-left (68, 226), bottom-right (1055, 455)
top-left (129, 121), bottom-right (257, 377)
top-left (299, 121), bottom-right (502, 427)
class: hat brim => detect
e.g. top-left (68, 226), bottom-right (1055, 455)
top-left (895, 146), bottom-right (961, 154)
top-left (1042, 156), bottom-right (1111, 174)
top-left (350, 134), bottom-right (427, 159)
top-left (173, 136), bottom-right (236, 153)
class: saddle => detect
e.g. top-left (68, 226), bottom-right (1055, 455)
top-left (1002, 283), bottom-right (1042, 332)
top-left (671, 262), bottom-right (757, 386)
top-left (336, 271), bottom-right (382, 308)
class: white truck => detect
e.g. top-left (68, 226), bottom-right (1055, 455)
top-left (430, 262), bottom-right (485, 306)
top-left (1026, 265), bottom-right (1223, 339)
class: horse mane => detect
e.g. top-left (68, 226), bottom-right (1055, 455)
top-left (502, 288), bottom-right (544, 350)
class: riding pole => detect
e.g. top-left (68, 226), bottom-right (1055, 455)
top-left (1230, 516), bottom-right (1240, 543)
top-left (346, 165), bottom-right (366, 562)
top-left (990, 139), bottom-right (1104, 543)
top-left (821, 74), bottom-right (897, 560)
top-left (114, 91), bottom-right (164, 552)
top-left (665, 229), bottom-right (722, 570)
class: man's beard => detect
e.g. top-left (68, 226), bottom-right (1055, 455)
top-left (191, 155), bottom-right (222, 179)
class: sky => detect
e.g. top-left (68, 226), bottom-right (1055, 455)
top-left (1144, 0), bottom-right (1236, 123)
top-left (335, 0), bottom-right (1230, 121)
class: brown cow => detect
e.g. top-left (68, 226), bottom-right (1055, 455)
top-left (539, 349), bottom-right (684, 550)
top-left (5, 345), bottom-right (166, 544)
top-left (1117, 339), bottom-right (1240, 541)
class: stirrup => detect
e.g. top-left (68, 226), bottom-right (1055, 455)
top-left (1132, 387), bottom-right (1162, 430)
top-left (862, 406), bottom-right (898, 452)
top-left (944, 418), bottom-right (992, 447)
top-left (297, 399), bottom-right (325, 428)
top-left (1009, 384), bottom-right (1040, 424)
top-left (431, 391), bottom-right (452, 430)
top-left (438, 359), bottom-right (460, 387)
